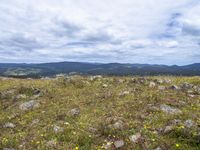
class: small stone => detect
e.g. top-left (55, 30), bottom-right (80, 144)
top-left (169, 85), bottom-right (179, 90)
top-left (184, 119), bottom-right (195, 128)
top-left (158, 86), bottom-right (165, 90)
top-left (149, 82), bottom-right (156, 88)
top-left (102, 84), bottom-right (108, 88)
top-left (119, 91), bottom-right (130, 97)
top-left (114, 140), bottom-right (124, 148)
top-left (88, 127), bottom-right (98, 133)
top-left (19, 100), bottom-right (40, 111)
top-left (160, 104), bottom-right (182, 114)
top-left (129, 133), bottom-right (142, 143)
top-left (15, 94), bottom-right (27, 99)
top-left (53, 125), bottom-right (64, 133)
top-left (70, 108), bottom-right (80, 116)
top-left (163, 126), bottom-right (173, 134)
top-left (154, 147), bottom-right (162, 150)
top-left (3, 123), bottom-right (16, 128)
top-left (46, 140), bottom-right (57, 148)
top-left (113, 120), bottom-right (124, 130)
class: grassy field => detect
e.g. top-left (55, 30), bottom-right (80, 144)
top-left (0, 76), bottom-right (200, 150)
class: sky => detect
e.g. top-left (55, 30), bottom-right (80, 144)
top-left (0, 0), bottom-right (200, 65)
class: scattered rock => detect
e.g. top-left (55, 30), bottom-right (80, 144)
top-left (3, 123), bottom-right (16, 128)
top-left (102, 84), bottom-right (108, 88)
top-left (184, 119), bottom-right (195, 128)
top-left (158, 86), bottom-right (165, 90)
top-left (19, 100), bottom-right (40, 111)
top-left (180, 82), bottom-right (193, 90)
top-left (88, 127), bottom-right (98, 133)
top-left (171, 119), bottom-right (181, 125)
top-left (46, 140), bottom-right (57, 148)
top-left (53, 125), bottom-right (64, 133)
top-left (114, 140), bottom-right (124, 148)
top-left (163, 126), bottom-right (173, 134)
top-left (154, 147), bottom-right (162, 150)
top-left (129, 133), bottom-right (142, 143)
top-left (15, 94), bottom-right (27, 99)
top-left (70, 108), bottom-right (80, 116)
top-left (113, 120), bottom-right (124, 130)
top-left (119, 91), bottom-right (130, 97)
top-left (160, 104), bottom-right (182, 114)
top-left (169, 85), bottom-right (179, 90)
top-left (149, 82), bottom-right (156, 88)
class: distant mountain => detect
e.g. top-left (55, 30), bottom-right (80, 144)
top-left (0, 62), bottom-right (200, 78)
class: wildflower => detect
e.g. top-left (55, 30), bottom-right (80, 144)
top-left (75, 146), bottom-right (79, 150)
top-left (175, 143), bottom-right (180, 148)
top-left (36, 141), bottom-right (40, 144)
top-left (152, 138), bottom-right (155, 142)
top-left (180, 125), bottom-right (185, 129)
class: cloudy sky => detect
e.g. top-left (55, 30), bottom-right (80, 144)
top-left (0, 0), bottom-right (200, 65)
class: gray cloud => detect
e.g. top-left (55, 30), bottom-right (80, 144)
top-left (0, 0), bottom-right (200, 65)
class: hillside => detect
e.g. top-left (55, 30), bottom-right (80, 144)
top-left (0, 76), bottom-right (200, 150)
top-left (0, 62), bottom-right (200, 77)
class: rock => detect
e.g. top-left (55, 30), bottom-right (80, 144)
top-left (181, 82), bottom-right (193, 90)
top-left (160, 104), bottom-right (182, 114)
top-left (154, 147), bottom-right (162, 150)
top-left (3, 148), bottom-right (15, 150)
top-left (46, 140), bottom-right (57, 148)
top-left (158, 86), bottom-right (165, 90)
top-left (113, 120), bottom-right (124, 130)
top-left (15, 94), bottom-right (27, 99)
top-left (114, 140), bottom-right (124, 148)
top-left (70, 108), bottom-right (80, 116)
top-left (171, 119), bottom-right (181, 125)
top-left (19, 100), bottom-right (40, 111)
top-left (88, 127), bottom-right (98, 133)
top-left (129, 133), bottom-right (142, 143)
top-left (169, 85), bottom-right (179, 90)
top-left (102, 84), bottom-right (108, 88)
top-left (163, 126), bottom-right (173, 134)
top-left (184, 119), bottom-right (195, 128)
top-left (53, 125), bottom-right (64, 133)
top-left (3, 123), bottom-right (16, 128)
top-left (119, 91), bottom-right (130, 97)
top-left (149, 82), bottom-right (156, 88)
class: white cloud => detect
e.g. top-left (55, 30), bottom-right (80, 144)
top-left (0, 0), bottom-right (200, 65)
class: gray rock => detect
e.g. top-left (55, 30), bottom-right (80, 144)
top-left (169, 85), bottom-right (179, 90)
top-left (154, 147), bottom-right (162, 150)
top-left (114, 140), bottom-right (124, 148)
top-left (46, 140), bottom-right (57, 148)
top-left (113, 120), bottom-right (124, 130)
top-left (184, 119), bottom-right (195, 128)
top-left (149, 82), bottom-right (156, 88)
top-left (129, 133), bottom-right (142, 143)
top-left (158, 86), bottom-right (165, 90)
top-left (88, 127), bottom-right (98, 133)
top-left (70, 108), bottom-right (80, 116)
top-left (53, 125), bottom-right (64, 133)
top-left (19, 100), bottom-right (40, 111)
top-left (160, 104), bottom-right (182, 114)
top-left (3, 123), bottom-right (16, 128)
top-left (163, 126), bottom-right (173, 134)
top-left (119, 91), bottom-right (130, 97)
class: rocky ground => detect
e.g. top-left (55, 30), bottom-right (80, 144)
top-left (0, 76), bottom-right (200, 150)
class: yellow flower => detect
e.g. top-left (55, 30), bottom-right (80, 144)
top-left (75, 146), bottom-right (79, 150)
top-left (180, 125), bottom-right (185, 129)
top-left (152, 138), bottom-right (155, 142)
top-left (175, 143), bottom-right (180, 148)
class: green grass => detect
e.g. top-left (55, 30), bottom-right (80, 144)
top-left (0, 76), bottom-right (200, 150)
